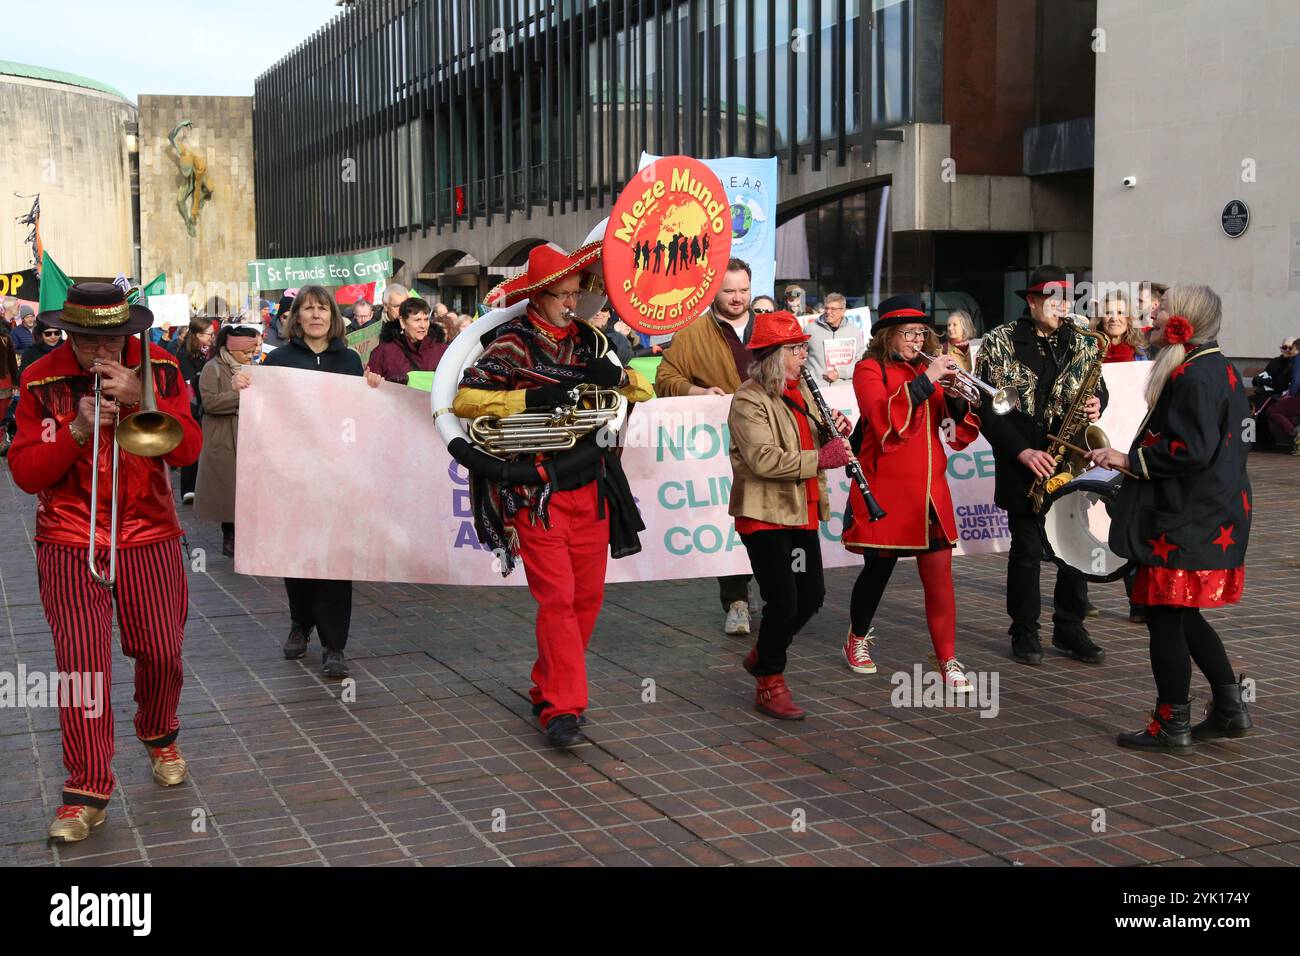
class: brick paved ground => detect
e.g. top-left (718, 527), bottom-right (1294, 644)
top-left (1, 452), bottom-right (1297, 867)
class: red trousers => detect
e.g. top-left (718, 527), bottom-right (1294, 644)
top-left (36, 539), bottom-right (188, 807)
top-left (515, 483), bottom-right (609, 723)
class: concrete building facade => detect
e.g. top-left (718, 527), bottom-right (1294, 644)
top-left (0, 62), bottom-right (136, 280)
top-left (1093, 0), bottom-right (1300, 362)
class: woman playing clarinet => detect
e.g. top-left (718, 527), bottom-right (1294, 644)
top-left (841, 294), bottom-right (982, 694)
top-left (1089, 285), bottom-right (1253, 750)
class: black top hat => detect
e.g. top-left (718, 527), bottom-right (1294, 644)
top-left (38, 281), bottom-right (154, 336)
top-left (872, 293), bottom-right (929, 333)
top-left (1016, 265), bottom-right (1080, 301)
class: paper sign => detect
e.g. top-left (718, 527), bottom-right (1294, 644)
top-left (823, 338), bottom-right (859, 369)
top-left (147, 293), bottom-right (190, 328)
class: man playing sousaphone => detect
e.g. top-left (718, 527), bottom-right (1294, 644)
top-left (974, 265), bottom-right (1108, 668)
top-left (453, 243), bottom-right (653, 749)
top-left (9, 282), bottom-right (202, 843)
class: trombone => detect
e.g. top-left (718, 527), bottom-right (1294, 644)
top-left (87, 330), bottom-right (185, 587)
top-left (917, 350), bottom-right (1021, 416)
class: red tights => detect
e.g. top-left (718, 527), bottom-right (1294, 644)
top-left (849, 548), bottom-right (956, 661)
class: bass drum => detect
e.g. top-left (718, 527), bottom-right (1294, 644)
top-left (1041, 468), bottom-right (1134, 583)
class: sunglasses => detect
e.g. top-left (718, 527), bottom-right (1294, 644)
top-left (228, 326), bottom-right (261, 337)
top-left (753, 307), bottom-right (774, 314)
top-left (42, 330), bottom-right (61, 337)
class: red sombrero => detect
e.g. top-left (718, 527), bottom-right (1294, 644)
top-left (485, 242), bottom-right (604, 308)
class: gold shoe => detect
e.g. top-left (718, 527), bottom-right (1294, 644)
top-left (48, 804), bottom-right (107, 843)
top-left (146, 742), bottom-right (189, 786)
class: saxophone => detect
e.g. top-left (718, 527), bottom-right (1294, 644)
top-left (1028, 329), bottom-right (1109, 514)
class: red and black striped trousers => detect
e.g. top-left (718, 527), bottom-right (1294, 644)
top-left (36, 538), bottom-right (188, 807)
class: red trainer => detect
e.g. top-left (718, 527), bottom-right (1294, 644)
top-left (754, 675), bottom-right (806, 720)
top-left (844, 627), bottom-right (877, 674)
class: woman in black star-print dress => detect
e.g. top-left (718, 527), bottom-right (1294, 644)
top-left (1089, 284), bottom-right (1253, 752)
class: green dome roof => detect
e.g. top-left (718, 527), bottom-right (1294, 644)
top-left (0, 60), bottom-right (129, 101)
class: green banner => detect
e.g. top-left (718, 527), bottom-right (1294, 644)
top-left (345, 321), bottom-right (384, 366)
top-left (247, 247), bottom-right (392, 292)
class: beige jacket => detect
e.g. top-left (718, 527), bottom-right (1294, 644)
top-left (654, 308), bottom-right (744, 396)
top-left (195, 350), bottom-right (244, 524)
top-left (727, 378), bottom-right (831, 527)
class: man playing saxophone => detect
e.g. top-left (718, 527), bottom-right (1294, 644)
top-left (974, 266), bottom-right (1108, 667)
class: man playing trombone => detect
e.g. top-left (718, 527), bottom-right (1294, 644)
top-left (9, 282), bottom-right (202, 843)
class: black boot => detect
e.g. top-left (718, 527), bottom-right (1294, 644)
top-left (1191, 675), bottom-right (1254, 740)
top-left (1052, 628), bottom-right (1106, 664)
top-left (1011, 631), bottom-right (1043, 666)
top-left (1117, 700), bottom-right (1194, 751)
top-left (283, 623), bottom-right (312, 660)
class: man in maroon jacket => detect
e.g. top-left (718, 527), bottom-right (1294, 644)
top-left (9, 283), bottom-right (202, 843)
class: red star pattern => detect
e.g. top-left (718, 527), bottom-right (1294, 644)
top-left (1170, 363), bottom-right (1189, 381)
top-left (1147, 532), bottom-right (1178, 563)
top-left (1242, 490), bottom-right (1251, 516)
top-left (1140, 430), bottom-right (1161, 448)
top-left (1226, 365), bottom-right (1238, 390)
top-left (1169, 438), bottom-right (1187, 456)
top-left (1212, 524), bottom-right (1236, 553)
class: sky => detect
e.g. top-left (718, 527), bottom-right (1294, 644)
top-left (16, 0), bottom-right (346, 101)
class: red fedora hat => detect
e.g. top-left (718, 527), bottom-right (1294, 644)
top-left (748, 310), bottom-right (810, 352)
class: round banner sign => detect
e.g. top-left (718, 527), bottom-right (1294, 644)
top-left (602, 156), bottom-right (733, 336)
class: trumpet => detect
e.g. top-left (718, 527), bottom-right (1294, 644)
top-left (87, 330), bottom-right (185, 587)
top-left (917, 350), bottom-right (1020, 416)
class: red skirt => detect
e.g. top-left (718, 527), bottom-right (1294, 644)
top-left (1132, 566), bottom-right (1245, 608)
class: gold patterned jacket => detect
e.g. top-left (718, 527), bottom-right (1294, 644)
top-left (973, 316), bottom-right (1108, 510)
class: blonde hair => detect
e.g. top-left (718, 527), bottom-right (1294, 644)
top-left (946, 310), bottom-right (976, 342)
top-left (1144, 284), bottom-right (1222, 407)
top-left (746, 347), bottom-right (789, 398)
top-left (1092, 290), bottom-right (1145, 351)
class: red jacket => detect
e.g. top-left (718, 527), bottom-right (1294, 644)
top-left (9, 337), bottom-right (202, 548)
top-left (843, 356), bottom-right (980, 552)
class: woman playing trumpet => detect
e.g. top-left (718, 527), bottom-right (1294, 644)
top-left (841, 294), bottom-right (982, 693)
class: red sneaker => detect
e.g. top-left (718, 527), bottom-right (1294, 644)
top-left (755, 675), bottom-right (806, 720)
top-left (844, 627), bottom-right (877, 674)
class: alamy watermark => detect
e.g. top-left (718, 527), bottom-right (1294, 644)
top-left (890, 663), bottom-right (999, 718)
top-left (0, 666), bottom-right (104, 719)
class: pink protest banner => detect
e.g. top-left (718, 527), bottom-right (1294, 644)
top-left (234, 363), bottom-right (1151, 584)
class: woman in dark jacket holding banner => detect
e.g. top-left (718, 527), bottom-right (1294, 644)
top-left (1089, 285), bottom-right (1253, 750)
top-left (237, 286), bottom-right (381, 679)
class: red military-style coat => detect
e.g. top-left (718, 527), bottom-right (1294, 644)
top-left (8, 337), bottom-right (203, 549)
top-left (843, 355), bottom-right (981, 552)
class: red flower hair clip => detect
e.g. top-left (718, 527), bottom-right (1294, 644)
top-left (1164, 315), bottom-right (1194, 345)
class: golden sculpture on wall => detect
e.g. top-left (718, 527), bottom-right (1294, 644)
top-left (168, 121), bottom-right (213, 237)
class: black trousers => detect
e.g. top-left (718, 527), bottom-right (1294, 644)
top-left (739, 529), bottom-right (824, 676)
top-left (284, 577), bottom-right (353, 652)
top-left (180, 463), bottom-right (198, 497)
top-left (1146, 605), bottom-right (1235, 702)
top-left (1005, 509), bottom-right (1088, 640)
top-left (718, 573), bottom-right (752, 610)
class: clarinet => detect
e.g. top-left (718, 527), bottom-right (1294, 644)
top-left (800, 367), bottom-right (886, 522)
